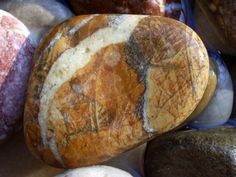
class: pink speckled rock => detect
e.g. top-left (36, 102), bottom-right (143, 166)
top-left (0, 10), bottom-right (34, 143)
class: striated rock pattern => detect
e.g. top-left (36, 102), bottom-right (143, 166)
top-left (24, 15), bottom-right (209, 168)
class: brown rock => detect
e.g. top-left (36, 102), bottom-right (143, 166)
top-left (24, 15), bottom-right (209, 168)
top-left (195, 0), bottom-right (236, 55)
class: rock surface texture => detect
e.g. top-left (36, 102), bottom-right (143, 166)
top-left (0, 10), bottom-right (34, 143)
top-left (195, 0), bottom-right (236, 55)
top-left (55, 166), bottom-right (133, 177)
top-left (24, 15), bottom-right (209, 168)
top-left (0, 0), bottom-right (73, 46)
top-left (145, 128), bottom-right (236, 177)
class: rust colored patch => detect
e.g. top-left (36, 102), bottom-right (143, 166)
top-left (45, 43), bottom-right (146, 166)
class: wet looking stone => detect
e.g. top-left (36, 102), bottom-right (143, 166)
top-left (145, 128), bottom-right (236, 177)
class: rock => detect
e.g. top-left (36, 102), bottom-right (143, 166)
top-left (0, 10), bottom-right (34, 143)
top-left (68, 0), bottom-right (194, 27)
top-left (189, 49), bottom-right (233, 129)
top-left (194, 0), bottom-right (236, 55)
top-left (0, 0), bottom-right (73, 46)
top-left (55, 166), bottom-right (133, 177)
top-left (145, 128), bottom-right (236, 177)
top-left (24, 14), bottom-right (209, 168)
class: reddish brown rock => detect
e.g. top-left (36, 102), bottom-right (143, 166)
top-left (68, 0), bottom-right (193, 25)
top-left (24, 14), bottom-right (209, 168)
top-left (0, 10), bottom-right (34, 143)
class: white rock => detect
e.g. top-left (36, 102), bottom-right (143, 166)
top-left (55, 166), bottom-right (133, 177)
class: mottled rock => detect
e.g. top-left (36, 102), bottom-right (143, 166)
top-left (0, 10), bottom-right (34, 143)
top-left (194, 0), bottom-right (236, 55)
top-left (55, 166), bottom-right (133, 177)
top-left (189, 50), bottom-right (233, 129)
top-left (0, 0), bottom-right (73, 46)
top-left (68, 0), bottom-right (194, 27)
top-left (24, 15), bottom-right (209, 168)
top-left (145, 128), bottom-right (236, 177)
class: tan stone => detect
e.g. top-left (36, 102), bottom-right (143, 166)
top-left (24, 15), bottom-right (209, 168)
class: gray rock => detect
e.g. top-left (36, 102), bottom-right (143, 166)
top-left (145, 128), bottom-right (236, 177)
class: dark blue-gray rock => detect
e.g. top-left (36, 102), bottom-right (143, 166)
top-left (145, 128), bottom-right (236, 177)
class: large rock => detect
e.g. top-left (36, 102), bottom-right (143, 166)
top-left (0, 0), bottom-right (73, 46)
top-left (145, 128), bottom-right (236, 177)
top-left (0, 10), bottom-right (34, 143)
top-left (194, 0), bottom-right (236, 55)
top-left (24, 14), bottom-right (209, 168)
top-left (189, 49), bottom-right (233, 128)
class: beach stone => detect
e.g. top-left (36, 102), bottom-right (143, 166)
top-left (24, 14), bottom-right (209, 168)
top-left (145, 128), bottom-right (236, 177)
top-left (0, 0), bottom-right (73, 46)
top-left (55, 166), bottom-right (133, 177)
top-left (0, 10), bottom-right (34, 143)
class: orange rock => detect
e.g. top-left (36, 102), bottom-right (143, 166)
top-left (24, 15), bottom-right (209, 168)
